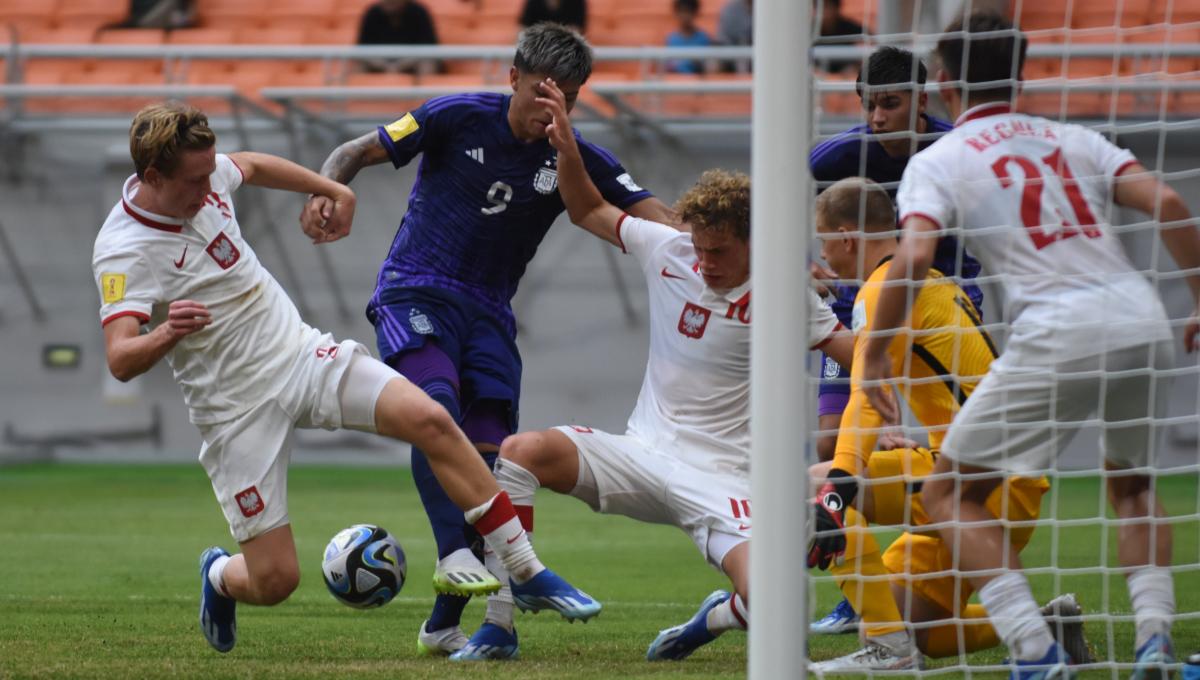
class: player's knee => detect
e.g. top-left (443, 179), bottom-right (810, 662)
top-left (252, 564), bottom-right (300, 605)
top-left (407, 398), bottom-right (460, 449)
top-left (499, 432), bottom-right (545, 469)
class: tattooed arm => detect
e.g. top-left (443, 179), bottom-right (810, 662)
top-left (300, 131), bottom-right (392, 240)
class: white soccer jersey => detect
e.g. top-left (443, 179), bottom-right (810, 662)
top-left (92, 154), bottom-right (316, 425)
top-left (614, 215), bottom-right (840, 476)
top-left (898, 102), bottom-right (1171, 364)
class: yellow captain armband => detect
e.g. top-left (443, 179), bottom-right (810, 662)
top-left (384, 113), bottom-right (419, 142)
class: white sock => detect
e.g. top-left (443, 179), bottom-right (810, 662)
top-left (439, 546), bottom-right (484, 571)
top-left (483, 546), bottom-right (515, 631)
top-left (978, 572), bottom-right (1054, 662)
top-left (207, 554), bottom-right (231, 598)
top-left (464, 492), bottom-right (544, 584)
top-left (1127, 566), bottom-right (1175, 649)
top-left (705, 593), bottom-right (748, 635)
top-left (494, 457), bottom-right (539, 506)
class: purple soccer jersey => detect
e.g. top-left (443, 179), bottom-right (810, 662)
top-left (369, 92), bottom-right (652, 338)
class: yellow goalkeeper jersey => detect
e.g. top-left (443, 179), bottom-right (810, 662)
top-left (832, 256), bottom-right (998, 474)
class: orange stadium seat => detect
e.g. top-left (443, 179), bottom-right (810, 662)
top-left (167, 28), bottom-right (238, 44)
top-left (261, 0), bottom-right (339, 31)
top-left (89, 29), bottom-right (166, 85)
top-left (196, 0), bottom-right (271, 30)
top-left (0, 0), bottom-right (58, 33)
top-left (1148, 0), bottom-right (1200, 23)
top-left (54, 0), bottom-right (126, 32)
top-left (306, 23), bottom-right (360, 44)
top-left (16, 26), bottom-right (97, 44)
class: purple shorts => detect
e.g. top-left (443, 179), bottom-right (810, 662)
top-left (818, 353), bottom-right (850, 418)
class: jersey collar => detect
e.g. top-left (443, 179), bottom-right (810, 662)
top-left (955, 102), bottom-right (1013, 127)
top-left (121, 175), bottom-right (185, 233)
top-left (701, 276), bottom-right (751, 307)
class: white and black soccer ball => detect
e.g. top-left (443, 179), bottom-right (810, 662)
top-left (321, 524), bottom-right (406, 609)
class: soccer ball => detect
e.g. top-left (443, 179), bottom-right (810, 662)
top-left (321, 524), bottom-right (406, 609)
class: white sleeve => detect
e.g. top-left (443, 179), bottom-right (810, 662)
top-left (1077, 126), bottom-right (1138, 184)
top-left (616, 214), bottom-right (681, 267)
top-left (808, 288), bottom-right (841, 349)
top-left (213, 153), bottom-right (245, 194)
top-left (94, 247), bottom-right (163, 327)
top-left (897, 150), bottom-right (955, 231)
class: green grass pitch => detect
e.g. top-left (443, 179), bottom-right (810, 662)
top-left (0, 464), bottom-right (1196, 678)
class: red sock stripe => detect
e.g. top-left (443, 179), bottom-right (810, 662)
top-left (473, 491), bottom-right (516, 535)
top-left (515, 505), bottom-right (534, 532)
top-left (730, 594), bottom-right (748, 629)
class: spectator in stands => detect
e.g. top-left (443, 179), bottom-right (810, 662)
top-left (519, 0), bottom-right (588, 33)
top-left (814, 0), bottom-right (868, 74)
top-left (119, 0), bottom-right (196, 29)
top-left (357, 0), bottom-right (440, 75)
top-left (717, 0), bottom-right (751, 46)
top-left (666, 0), bottom-right (713, 74)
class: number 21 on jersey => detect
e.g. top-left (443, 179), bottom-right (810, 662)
top-left (991, 148), bottom-right (1101, 250)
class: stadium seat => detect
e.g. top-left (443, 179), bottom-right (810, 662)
top-left (166, 28), bottom-right (238, 44)
top-left (196, 0), bottom-right (271, 30)
top-left (306, 23), bottom-right (360, 44)
top-left (15, 27), bottom-right (97, 44)
top-left (1071, 0), bottom-right (1150, 28)
top-left (54, 0), bottom-right (127, 33)
top-left (261, 0), bottom-right (339, 31)
top-left (0, 0), bottom-right (58, 34)
top-left (90, 29), bottom-right (167, 86)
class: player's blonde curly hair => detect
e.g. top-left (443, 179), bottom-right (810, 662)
top-left (674, 169), bottom-right (751, 242)
top-left (129, 101), bottom-right (216, 179)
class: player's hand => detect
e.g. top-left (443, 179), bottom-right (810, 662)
top-left (861, 348), bottom-right (900, 424)
top-left (810, 261), bottom-right (838, 298)
top-left (300, 194), bottom-right (334, 242)
top-left (164, 300), bottom-right (212, 338)
top-left (1184, 304), bottom-right (1200, 353)
top-left (806, 481), bottom-right (847, 570)
top-left (535, 78), bottom-right (577, 155)
top-left (318, 186), bottom-right (356, 243)
top-left (876, 429), bottom-right (919, 451)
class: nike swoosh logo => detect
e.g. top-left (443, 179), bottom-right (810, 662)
top-left (661, 267), bottom-right (686, 280)
top-left (505, 531), bottom-right (525, 545)
top-left (738, 524), bottom-right (751, 531)
top-left (173, 245), bottom-right (188, 269)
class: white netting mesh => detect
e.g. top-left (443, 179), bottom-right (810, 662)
top-left (807, 0), bottom-right (1199, 676)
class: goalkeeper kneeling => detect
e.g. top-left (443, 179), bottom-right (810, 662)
top-left (804, 177), bottom-right (1090, 672)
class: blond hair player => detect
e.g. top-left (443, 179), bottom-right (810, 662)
top-left (93, 101), bottom-right (604, 654)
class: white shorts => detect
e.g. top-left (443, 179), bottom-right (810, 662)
top-left (942, 340), bottom-right (1174, 474)
top-left (198, 333), bottom-right (401, 542)
top-left (555, 425), bottom-right (750, 570)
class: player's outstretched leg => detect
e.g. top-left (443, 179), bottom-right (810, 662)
top-left (646, 590), bottom-right (731, 661)
top-left (510, 568), bottom-right (602, 622)
top-left (450, 623), bottom-right (520, 661)
top-left (810, 598), bottom-right (859, 635)
top-left (1130, 634), bottom-right (1175, 680)
top-left (1040, 594), bottom-right (1093, 665)
top-left (198, 546), bottom-right (237, 653)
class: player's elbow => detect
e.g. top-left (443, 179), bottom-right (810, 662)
top-left (1159, 185), bottom-right (1190, 223)
top-left (106, 355), bottom-right (137, 383)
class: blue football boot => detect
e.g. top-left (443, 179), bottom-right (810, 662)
top-left (810, 598), bottom-right (860, 635)
top-left (1130, 633), bottom-right (1175, 680)
top-left (449, 623), bottom-right (520, 661)
top-left (1009, 642), bottom-right (1075, 680)
top-left (198, 546), bottom-right (236, 653)
top-left (646, 590), bottom-right (731, 661)
top-left (511, 569), bottom-right (601, 622)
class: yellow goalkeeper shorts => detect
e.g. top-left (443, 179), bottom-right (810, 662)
top-left (866, 447), bottom-right (936, 527)
top-left (881, 475), bottom-right (1048, 614)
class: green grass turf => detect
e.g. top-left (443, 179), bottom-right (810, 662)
top-left (0, 463), bottom-right (1196, 679)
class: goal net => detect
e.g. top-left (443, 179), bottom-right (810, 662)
top-left (806, 0), bottom-right (1200, 675)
